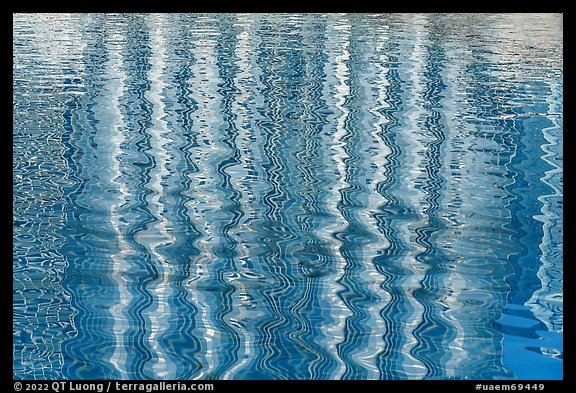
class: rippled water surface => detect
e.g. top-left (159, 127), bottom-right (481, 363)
top-left (13, 13), bottom-right (563, 380)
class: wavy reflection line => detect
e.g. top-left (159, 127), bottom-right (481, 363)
top-left (433, 40), bottom-right (473, 379)
top-left (526, 76), bottom-right (563, 332)
top-left (352, 24), bottom-right (394, 379)
top-left (286, 17), bottom-right (336, 380)
top-left (371, 31), bottom-right (414, 380)
top-left (330, 23), bottom-right (385, 379)
top-left (316, 17), bottom-right (353, 380)
top-left (253, 18), bottom-right (301, 379)
top-left (409, 31), bottom-right (451, 379)
top-left (118, 16), bottom-right (158, 378)
top-left (139, 15), bottom-right (179, 379)
top-left (448, 32), bottom-right (517, 378)
top-left (158, 14), bottom-right (204, 379)
top-left (219, 15), bottom-right (266, 380)
top-left (389, 14), bottom-right (430, 379)
top-left (210, 14), bottom-right (246, 378)
top-left (184, 18), bottom-right (225, 379)
top-left (265, 17), bottom-right (327, 379)
top-left (57, 25), bottom-right (103, 379)
top-left (105, 27), bottom-right (132, 379)
top-left (61, 15), bottom-right (124, 379)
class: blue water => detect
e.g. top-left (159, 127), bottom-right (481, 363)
top-left (13, 13), bottom-right (563, 380)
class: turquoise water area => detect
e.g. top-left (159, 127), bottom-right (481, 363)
top-left (13, 13), bottom-right (563, 380)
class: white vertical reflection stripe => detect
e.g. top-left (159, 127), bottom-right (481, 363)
top-left (352, 26), bottom-right (393, 379)
top-left (221, 15), bottom-right (259, 380)
top-left (143, 14), bottom-right (178, 379)
top-left (105, 29), bottom-right (132, 379)
top-left (395, 13), bottom-right (429, 378)
top-left (317, 17), bottom-right (352, 380)
top-left (184, 17), bottom-right (223, 379)
top-left (527, 76), bottom-right (563, 332)
top-left (437, 41), bottom-right (472, 378)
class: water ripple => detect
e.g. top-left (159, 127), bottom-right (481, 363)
top-left (14, 13), bottom-right (563, 380)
